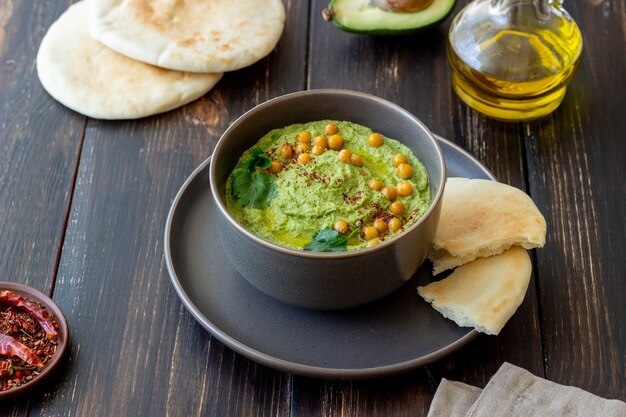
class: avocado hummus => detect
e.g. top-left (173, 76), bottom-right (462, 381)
top-left (225, 120), bottom-right (430, 251)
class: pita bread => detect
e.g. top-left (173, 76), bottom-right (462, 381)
top-left (36, 0), bottom-right (221, 120)
top-left (418, 246), bottom-right (531, 335)
top-left (430, 178), bottom-right (546, 274)
top-left (89, 0), bottom-right (286, 73)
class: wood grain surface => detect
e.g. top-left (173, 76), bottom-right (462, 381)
top-left (0, 0), bottom-right (81, 415)
top-left (0, 0), bottom-right (81, 293)
top-left (0, 0), bottom-right (623, 415)
top-left (522, 0), bottom-right (626, 399)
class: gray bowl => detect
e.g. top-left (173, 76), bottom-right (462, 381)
top-left (209, 90), bottom-right (445, 310)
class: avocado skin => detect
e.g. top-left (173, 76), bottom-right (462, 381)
top-left (327, 0), bottom-right (457, 36)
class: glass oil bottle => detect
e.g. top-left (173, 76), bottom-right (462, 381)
top-left (447, 0), bottom-right (583, 121)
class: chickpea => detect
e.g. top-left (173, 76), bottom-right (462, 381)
top-left (363, 226), bottom-right (379, 241)
top-left (312, 144), bottom-right (325, 155)
top-left (397, 181), bottom-right (413, 196)
top-left (328, 134), bottom-right (344, 151)
top-left (324, 123), bottom-right (339, 135)
top-left (297, 131), bottom-right (311, 144)
top-left (351, 154), bottom-right (364, 167)
top-left (338, 149), bottom-right (352, 163)
top-left (368, 133), bottom-right (384, 147)
top-left (297, 153), bottom-right (312, 164)
top-left (366, 240), bottom-right (380, 248)
top-left (396, 163), bottom-right (413, 179)
top-left (334, 220), bottom-right (349, 235)
top-left (373, 218), bottom-right (388, 233)
top-left (381, 186), bottom-right (398, 201)
top-left (368, 179), bottom-right (383, 191)
top-left (313, 135), bottom-right (328, 149)
top-left (390, 201), bottom-right (405, 215)
top-left (269, 161), bottom-right (282, 174)
top-left (388, 217), bottom-right (403, 232)
top-left (280, 144), bottom-right (294, 159)
top-left (392, 153), bottom-right (408, 167)
top-left (296, 142), bottom-right (309, 154)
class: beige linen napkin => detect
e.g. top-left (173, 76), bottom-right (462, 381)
top-left (427, 380), bottom-right (481, 417)
top-left (428, 362), bottom-right (626, 417)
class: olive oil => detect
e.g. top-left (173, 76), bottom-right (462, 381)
top-left (448, 0), bottom-right (583, 121)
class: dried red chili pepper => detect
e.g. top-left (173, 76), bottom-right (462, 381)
top-left (1, 292), bottom-right (59, 392)
top-left (0, 291), bottom-right (57, 339)
top-left (0, 334), bottom-right (43, 368)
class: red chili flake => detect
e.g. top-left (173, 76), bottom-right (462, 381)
top-left (306, 181), bottom-right (311, 187)
top-left (309, 171), bottom-right (328, 186)
top-left (0, 361), bottom-right (10, 377)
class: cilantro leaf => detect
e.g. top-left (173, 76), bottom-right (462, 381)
top-left (231, 148), bottom-right (276, 208)
top-left (240, 172), bottom-right (275, 208)
top-left (250, 148), bottom-right (272, 170)
top-left (239, 148), bottom-right (271, 171)
top-left (231, 167), bottom-right (252, 197)
top-left (304, 227), bottom-right (360, 252)
top-left (231, 169), bottom-right (276, 209)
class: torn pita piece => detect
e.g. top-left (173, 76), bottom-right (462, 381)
top-left (418, 247), bottom-right (531, 335)
top-left (430, 178), bottom-right (546, 275)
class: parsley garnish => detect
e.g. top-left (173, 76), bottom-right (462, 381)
top-left (303, 227), bottom-right (360, 252)
top-left (231, 148), bottom-right (276, 209)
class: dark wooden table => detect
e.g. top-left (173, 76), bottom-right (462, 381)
top-left (1, 0), bottom-right (624, 415)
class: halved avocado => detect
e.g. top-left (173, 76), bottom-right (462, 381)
top-left (324, 0), bottom-right (456, 35)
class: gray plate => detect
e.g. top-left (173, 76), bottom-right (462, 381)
top-left (164, 136), bottom-right (495, 379)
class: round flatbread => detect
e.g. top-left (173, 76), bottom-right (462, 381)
top-left (89, 0), bottom-right (286, 73)
top-left (36, 0), bottom-right (222, 120)
top-left (418, 246), bottom-right (532, 335)
top-left (429, 177), bottom-right (546, 274)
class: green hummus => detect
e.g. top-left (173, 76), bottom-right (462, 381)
top-left (225, 120), bottom-right (430, 251)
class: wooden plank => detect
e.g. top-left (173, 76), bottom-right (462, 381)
top-left (28, 1), bottom-right (308, 415)
top-left (0, 0), bottom-right (82, 290)
top-left (523, 0), bottom-right (626, 400)
top-left (294, 1), bottom-right (545, 415)
top-left (0, 401), bottom-right (29, 417)
top-left (294, 372), bottom-right (434, 417)
top-left (0, 0), bottom-right (83, 412)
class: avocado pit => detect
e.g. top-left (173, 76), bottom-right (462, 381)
top-left (372, 0), bottom-right (434, 13)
